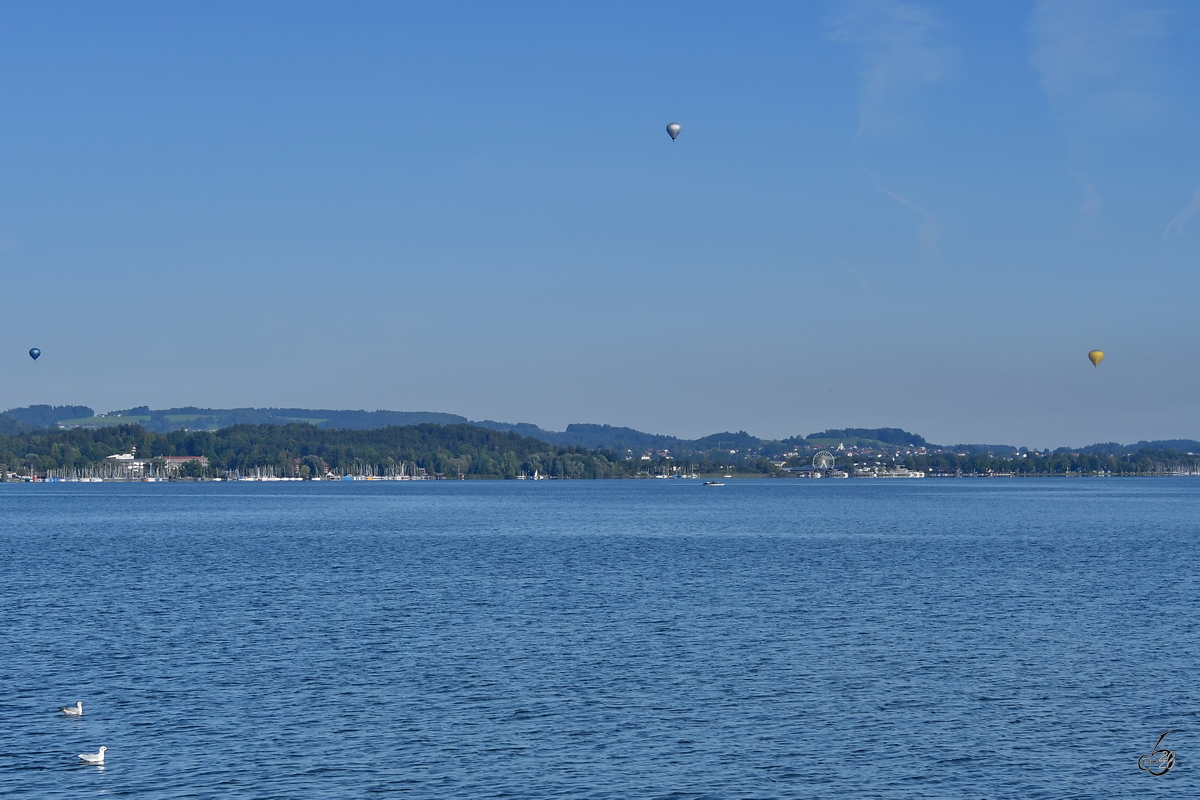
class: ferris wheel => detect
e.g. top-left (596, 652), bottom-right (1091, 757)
top-left (813, 451), bottom-right (835, 470)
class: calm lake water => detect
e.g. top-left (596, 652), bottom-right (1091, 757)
top-left (0, 479), bottom-right (1196, 798)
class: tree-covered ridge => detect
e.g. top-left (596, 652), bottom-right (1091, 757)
top-left (0, 423), bottom-right (643, 479)
top-left (800, 428), bottom-right (930, 447)
top-left (12, 405), bottom-right (471, 433)
top-left (0, 419), bottom-right (1197, 479)
top-left (898, 448), bottom-right (1200, 476)
top-left (3, 403), bottom-right (1199, 475)
top-left (1, 405), bottom-right (94, 429)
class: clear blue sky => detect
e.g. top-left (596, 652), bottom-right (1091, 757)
top-left (2, 1), bottom-right (1198, 447)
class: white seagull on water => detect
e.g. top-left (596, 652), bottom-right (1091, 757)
top-left (78, 746), bottom-right (107, 764)
top-left (59, 701), bottom-right (83, 717)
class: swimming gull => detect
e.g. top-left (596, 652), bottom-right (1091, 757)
top-left (78, 746), bottom-right (107, 764)
top-left (59, 701), bottom-right (83, 717)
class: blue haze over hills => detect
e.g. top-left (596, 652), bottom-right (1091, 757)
top-left (2, 404), bottom-right (1195, 457)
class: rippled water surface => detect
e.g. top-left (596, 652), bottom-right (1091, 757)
top-left (1, 479), bottom-right (1196, 798)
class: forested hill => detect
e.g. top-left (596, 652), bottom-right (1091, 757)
top-left (0, 405), bottom-right (93, 429)
top-left (797, 428), bottom-right (930, 447)
top-left (2, 405), bottom-right (469, 432)
top-left (0, 405), bottom-right (928, 453)
top-left (2, 405), bottom-right (1198, 461)
top-left (0, 423), bottom-right (634, 479)
top-left (2, 420), bottom-right (1199, 480)
top-left (498, 423), bottom-right (686, 453)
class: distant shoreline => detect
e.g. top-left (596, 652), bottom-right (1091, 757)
top-left (1, 410), bottom-right (1197, 482)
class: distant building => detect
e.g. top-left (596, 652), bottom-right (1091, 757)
top-left (103, 451), bottom-right (208, 476)
top-left (160, 456), bottom-right (209, 470)
top-left (104, 452), bottom-right (148, 475)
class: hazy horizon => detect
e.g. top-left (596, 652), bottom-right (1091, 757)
top-left (3, 400), bottom-right (1196, 452)
top-left (3, 2), bottom-right (1198, 449)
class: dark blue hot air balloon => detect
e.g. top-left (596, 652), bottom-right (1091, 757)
top-left (29, 348), bottom-right (40, 361)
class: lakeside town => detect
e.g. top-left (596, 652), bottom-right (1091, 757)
top-left (15, 444), bottom-right (1200, 482)
top-left (3, 405), bottom-right (1200, 482)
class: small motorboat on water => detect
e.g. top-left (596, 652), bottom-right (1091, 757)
top-left (703, 481), bottom-right (724, 486)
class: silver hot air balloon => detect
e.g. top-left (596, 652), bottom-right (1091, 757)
top-left (666, 122), bottom-right (681, 141)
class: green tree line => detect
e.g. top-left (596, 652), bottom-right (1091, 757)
top-left (0, 422), bottom-right (793, 479)
top-left (901, 449), bottom-right (1200, 475)
top-left (0, 423), bottom-right (640, 479)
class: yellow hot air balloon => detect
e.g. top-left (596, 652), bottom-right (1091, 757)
top-left (1088, 350), bottom-right (1104, 367)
